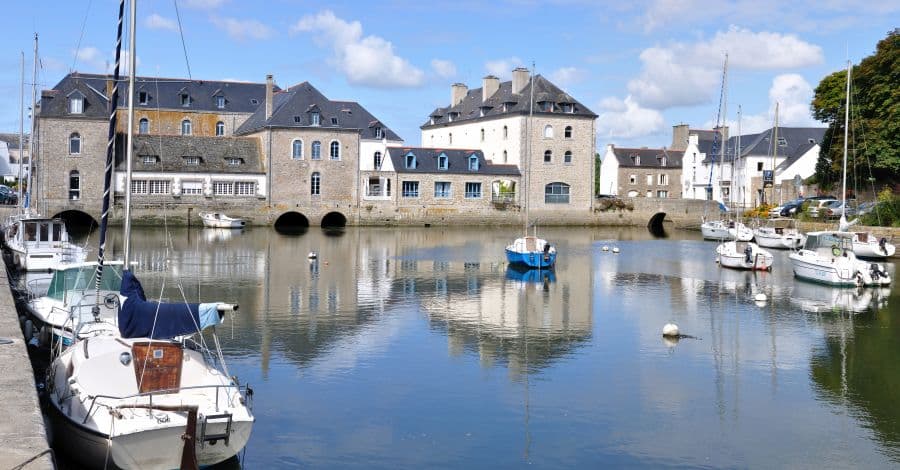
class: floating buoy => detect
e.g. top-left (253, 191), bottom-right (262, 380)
top-left (23, 320), bottom-right (33, 341)
top-left (754, 293), bottom-right (767, 302)
top-left (602, 245), bottom-right (609, 252)
top-left (612, 247), bottom-right (620, 254)
top-left (308, 251), bottom-right (317, 260)
top-left (662, 323), bottom-right (679, 337)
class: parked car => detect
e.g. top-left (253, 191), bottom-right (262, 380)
top-left (856, 201), bottom-right (879, 216)
top-left (768, 205), bottom-right (785, 218)
top-left (824, 201), bottom-right (856, 219)
top-left (807, 199), bottom-right (838, 218)
top-left (780, 199), bottom-right (805, 217)
top-left (0, 185), bottom-right (17, 205)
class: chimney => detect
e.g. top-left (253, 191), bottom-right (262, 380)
top-left (451, 83), bottom-right (467, 107)
top-left (265, 74), bottom-right (274, 120)
top-left (482, 75), bottom-right (500, 102)
top-left (512, 67), bottom-right (529, 95)
top-left (714, 125), bottom-right (729, 143)
top-left (106, 77), bottom-right (114, 100)
top-left (671, 124), bottom-right (689, 151)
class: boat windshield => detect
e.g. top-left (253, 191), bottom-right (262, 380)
top-left (47, 265), bottom-right (125, 301)
top-left (804, 233), bottom-right (852, 251)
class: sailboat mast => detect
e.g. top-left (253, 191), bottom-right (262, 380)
top-left (735, 105), bottom-right (741, 208)
top-left (17, 52), bottom-right (24, 210)
top-left (771, 102), bottom-right (778, 206)
top-left (841, 61), bottom-right (851, 218)
top-left (123, 0), bottom-right (137, 269)
top-left (28, 33), bottom-right (38, 210)
top-left (719, 53), bottom-right (728, 203)
top-left (524, 62), bottom-right (534, 234)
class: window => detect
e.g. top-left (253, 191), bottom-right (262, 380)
top-left (216, 96), bottom-right (225, 109)
top-left (311, 112), bottom-right (320, 126)
top-left (480, 128), bottom-right (485, 141)
top-left (634, 156), bottom-right (641, 165)
top-left (402, 181), bottom-right (419, 198)
top-left (141, 155), bottom-right (158, 164)
top-left (629, 175), bottom-right (636, 184)
top-left (226, 158), bottom-right (243, 166)
top-left (434, 182), bottom-right (451, 198)
top-left (658, 190), bottom-right (669, 198)
top-left (69, 95), bottom-right (83, 114)
top-left (658, 174), bottom-right (669, 185)
top-left (647, 190), bottom-right (653, 197)
top-left (180, 93), bottom-right (190, 107)
top-left (543, 125), bottom-right (554, 138)
top-left (777, 137), bottom-right (787, 146)
top-left (149, 180), bottom-right (170, 195)
top-left (646, 175), bottom-right (653, 185)
top-left (374, 151), bottom-right (382, 169)
top-left (468, 155), bottom-right (479, 171)
top-left (310, 172), bottom-right (321, 195)
top-left (564, 126), bottom-right (572, 138)
top-left (183, 156), bottom-right (201, 166)
top-left (182, 181), bottom-right (203, 195)
top-left (215, 121), bottom-right (225, 136)
top-left (562, 104), bottom-right (574, 113)
top-left (139, 91), bottom-right (148, 105)
top-left (213, 181), bottom-right (233, 195)
top-left (544, 150), bottom-right (552, 163)
top-left (131, 180), bottom-right (148, 194)
top-left (292, 139), bottom-right (303, 159)
top-left (293, 116), bottom-right (301, 123)
top-left (250, 98), bottom-right (259, 105)
top-left (502, 150), bottom-right (508, 163)
top-left (660, 156), bottom-right (667, 166)
top-left (405, 153), bottom-right (416, 169)
top-left (181, 119), bottom-right (192, 136)
top-left (139, 118), bottom-right (149, 134)
top-left (311, 141), bottom-right (321, 160)
top-left (235, 181), bottom-right (255, 196)
top-left (438, 154), bottom-right (448, 170)
top-left (465, 182), bottom-right (482, 198)
top-left (375, 127), bottom-right (383, 139)
top-left (564, 151), bottom-right (572, 164)
top-left (545, 182), bottom-right (570, 204)
top-left (757, 162), bottom-right (764, 172)
top-left (503, 126), bottom-right (508, 139)
top-left (330, 141), bottom-right (340, 160)
top-left (449, 133), bottom-right (453, 145)
top-left (331, 117), bottom-right (338, 125)
top-left (69, 133), bottom-right (81, 155)
top-left (69, 171), bottom-right (80, 200)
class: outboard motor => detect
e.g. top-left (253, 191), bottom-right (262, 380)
top-left (879, 237), bottom-right (888, 254)
top-left (543, 243), bottom-right (552, 262)
top-left (744, 244), bottom-right (753, 263)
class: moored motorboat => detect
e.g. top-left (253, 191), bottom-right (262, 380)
top-left (789, 231), bottom-right (890, 286)
top-left (715, 240), bottom-right (774, 270)
top-left (848, 232), bottom-right (895, 259)
top-left (506, 236), bottom-right (556, 269)
top-left (701, 218), bottom-right (753, 241)
top-left (5, 215), bottom-right (87, 271)
top-left (200, 212), bottom-right (245, 229)
top-left (753, 218), bottom-right (806, 249)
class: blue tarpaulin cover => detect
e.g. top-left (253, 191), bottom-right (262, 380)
top-left (118, 270), bottom-right (203, 339)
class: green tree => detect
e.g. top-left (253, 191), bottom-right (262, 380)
top-left (594, 152), bottom-right (601, 196)
top-left (811, 29), bottom-right (900, 187)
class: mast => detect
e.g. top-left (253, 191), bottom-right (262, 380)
top-left (770, 102), bottom-right (779, 206)
top-left (841, 61), bottom-right (851, 222)
top-left (28, 34), bottom-right (38, 211)
top-left (17, 52), bottom-right (24, 210)
top-left (524, 62), bottom-right (535, 234)
top-left (735, 105), bottom-right (741, 210)
top-left (123, 0), bottom-right (137, 268)
top-left (719, 53), bottom-right (728, 203)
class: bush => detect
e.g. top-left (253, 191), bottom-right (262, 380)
top-left (858, 188), bottom-right (900, 227)
top-left (744, 204), bottom-right (773, 219)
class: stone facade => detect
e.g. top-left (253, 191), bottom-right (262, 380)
top-left (617, 165), bottom-right (681, 199)
top-left (36, 116), bottom-right (108, 215)
top-left (123, 109), bottom-right (254, 138)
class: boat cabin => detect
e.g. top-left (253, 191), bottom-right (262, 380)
top-left (803, 232), bottom-right (853, 257)
top-left (47, 263), bottom-right (125, 302)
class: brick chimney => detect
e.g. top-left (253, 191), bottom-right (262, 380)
top-left (265, 74), bottom-right (274, 120)
top-left (482, 75), bottom-right (500, 102)
top-left (671, 123), bottom-right (689, 151)
top-left (512, 67), bottom-right (529, 95)
top-left (451, 83), bottom-right (467, 106)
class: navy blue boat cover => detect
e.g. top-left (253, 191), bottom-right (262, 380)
top-left (118, 270), bottom-right (203, 339)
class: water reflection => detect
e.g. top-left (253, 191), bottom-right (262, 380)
top-left (791, 282), bottom-right (890, 314)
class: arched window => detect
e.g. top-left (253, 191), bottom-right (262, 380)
top-left (449, 133), bottom-right (453, 145)
top-left (310, 172), bottom-right (321, 195)
top-left (564, 151), bottom-right (573, 164)
top-left (502, 150), bottom-right (508, 163)
top-left (69, 133), bottom-right (81, 155)
top-left (545, 182), bottom-right (570, 204)
top-left (564, 126), bottom-right (572, 138)
top-left (181, 119), bottom-right (192, 136)
top-left (480, 128), bottom-right (485, 142)
top-left (374, 151), bottom-right (382, 169)
top-left (215, 121), bottom-right (225, 136)
top-left (543, 125), bottom-right (553, 139)
top-left (69, 170), bottom-right (80, 200)
top-left (543, 150), bottom-right (552, 163)
top-left (292, 139), bottom-right (303, 159)
top-left (330, 140), bottom-right (340, 160)
top-left (138, 118), bottom-right (149, 134)
top-left (503, 126), bottom-right (508, 139)
top-left (311, 141), bottom-right (322, 160)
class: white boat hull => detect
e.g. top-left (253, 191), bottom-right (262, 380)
top-left (8, 244), bottom-right (87, 271)
top-left (852, 237), bottom-right (896, 259)
top-left (200, 212), bottom-right (245, 229)
top-left (716, 241), bottom-right (774, 270)
top-left (701, 220), bottom-right (753, 241)
top-left (753, 229), bottom-right (805, 250)
top-left (789, 251), bottom-right (890, 287)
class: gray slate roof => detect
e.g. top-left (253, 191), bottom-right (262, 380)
top-left (704, 127), bottom-right (826, 164)
top-left (421, 74), bottom-right (597, 129)
top-left (40, 72), bottom-right (271, 119)
top-left (610, 147), bottom-right (684, 168)
top-left (235, 82), bottom-right (402, 141)
top-left (0, 133), bottom-right (29, 149)
top-left (117, 134), bottom-right (263, 174)
top-left (387, 147), bottom-right (520, 176)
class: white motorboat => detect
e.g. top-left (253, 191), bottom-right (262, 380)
top-left (789, 231), bottom-right (890, 286)
top-left (200, 212), bottom-right (245, 229)
top-left (715, 240), bottom-right (774, 270)
top-left (701, 219), bottom-right (754, 241)
top-left (5, 215), bottom-right (87, 271)
top-left (848, 232), bottom-right (895, 259)
top-left (753, 218), bottom-right (806, 250)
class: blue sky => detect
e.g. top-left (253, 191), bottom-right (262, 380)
top-left (1, 0), bottom-right (897, 151)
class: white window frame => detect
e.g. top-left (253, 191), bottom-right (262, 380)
top-left (182, 181), bottom-right (203, 195)
top-left (141, 155), bottom-right (157, 164)
top-left (657, 190), bottom-right (668, 198)
top-left (148, 180), bottom-right (170, 195)
top-left (629, 175), bottom-right (636, 185)
top-left (213, 181), bottom-right (233, 195)
top-left (311, 112), bottom-right (320, 126)
top-left (181, 119), bottom-right (192, 136)
top-left (69, 171), bottom-right (80, 200)
top-left (69, 96), bottom-right (83, 114)
top-left (330, 140), bottom-right (341, 160)
top-left (183, 156), bottom-right (201, 166)
top-left (215, 95), bottom-right (225, 109)
top-left (215, 121), bottom-right (225, 136)
top-left (402, 181), bottom-right (419, 198)
top-left (311, 141), bottom-right (322, 160)
top-left (465, 182), bottom-right (482, 199)
top-left (139, 118), bottom-right (149, 134)
top-left (69, 133), bottom-right (81, 155)
top-left (226, 158), bottom-right (242, 166)
top-left (131, 180), bottom-right (149, 194)
top-left (292, 139), bottom-right (303, 159)
top-left (310, 172), bottom-right (321, 196)
top-left (138, 91), bottom-right (148, 105)
top-left (658, 174), bottom-right (668, 185)
top-left (646, 174), bottom-right (653, 185)
top-left (434, 181), bottom-right (451, 198)
top-left (438, 154), bottom-right (448, 170)
top-left (234, 181), bottom-right (255, 196)
top-left (543, 125), bottom-right (553, 139)
top-left (564, 151), bottom-right (572, 164)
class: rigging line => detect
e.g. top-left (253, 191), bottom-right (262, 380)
top-left (847, 72), bottom-right (882, 225)
top-left (172, 0), bottom-right (193, 80)
top-left (71, 0), bottom-right (94, 73)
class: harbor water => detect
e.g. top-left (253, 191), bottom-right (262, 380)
top-left (53, 225), bottom-right (898, 468)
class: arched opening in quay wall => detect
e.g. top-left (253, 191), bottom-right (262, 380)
top-left (52, 210), bottom-right (99, 236)
top-left (647, 212), bottom-right (668, 238)
top-left (321, 212), bottom-right (347, 228)
top-left (274, 212), bottom-right (310, 234)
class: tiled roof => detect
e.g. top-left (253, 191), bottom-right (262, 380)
top-left (702, 127), bottom-right (826, 164)
top-left (421, 74), bottom-right (596, 129)
top-left (117, 134), bottom-right (263, 174)
top-left (235, 81), bottom-right (402, 141)
top-left (387, 147), bottom-right (520, 176)
top-left (611, 147), bottom-right (684, 168)
top-left (0, 133), bottom-right (29, 149)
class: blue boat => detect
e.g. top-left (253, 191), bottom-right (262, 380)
top-left (505, 236), bottom-right (557, 269)
top-left (505, 265), bottom-right (556, 284)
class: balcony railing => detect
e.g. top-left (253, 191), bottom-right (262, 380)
top-left (491, 192), bottom-right (516, 204)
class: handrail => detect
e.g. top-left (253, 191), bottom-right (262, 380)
top-left (82, 383), bottom-right (251, 424)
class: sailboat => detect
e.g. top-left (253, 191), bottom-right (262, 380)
top-left (789, 62), bottom-right (891, 287)
top-left (716, 105), bottom-right (774, 270)
top-left (505, 65), bottom-right (556, 269)
top-left (46, 2), bottom-right (254, 468)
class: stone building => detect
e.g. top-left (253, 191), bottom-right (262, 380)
top-left (421, 68), bottom-right (597, 217)
top-left (599, 145), bottom-right (682, 198)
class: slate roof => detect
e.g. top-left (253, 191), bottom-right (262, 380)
top-left (610, 147), bottom-right (684, 168)
top-left (0, 133), bottom-right (29, 149)
top-left (40, 72), bottom-right (271, 119)
top-left (387, 147), bottom-right (520, 176)
top-left (235, 82), bottom-right (402, 141)
top-left (701, 127), bottom-right (826, 164)
top-left (116, 134), bottom-right (263, 174)
top-left (421, 74), bottom-right (597, 129)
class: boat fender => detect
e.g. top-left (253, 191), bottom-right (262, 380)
top-left (879, 237), bottom-right (888, 253)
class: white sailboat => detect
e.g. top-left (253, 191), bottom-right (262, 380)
top-left (46, 3), bottom-right (254, 468)
top-left (789, 61), bottom-right (891, 287)
top-left (753, 217), bottom-right (806, 249)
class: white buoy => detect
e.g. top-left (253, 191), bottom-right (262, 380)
top-left (612, 246), bottom-right (620, 254)
top-left (662, 323), bottom-right (679, 337)
top-left (754, 293), bottom-right (767, 302)
top-left (602, 245), bottom-right (609, 252)
top-left (308, 251), bottom-right (317, 260)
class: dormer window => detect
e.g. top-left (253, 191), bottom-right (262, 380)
top-left (139, 91), bottom-right (148, 105)
top-left (294, 116), bottom-right (301, 123)
top-left (141, 155), bottom-right (159, 164)
top-left (69, 93), bottom-right (84, 114)
top-left (448, 112), bottom-right (458, 122)
top-left (468, 155), bottom-right (479, 171)
top-left (311, 112), bottom-right (320, 126)
top-left (479, 106), bottom-right (492, 117)
top-left (331, 117), bottom-right (338, 125)
top-left (538, 101), bottom-right (552, 112)
top-left (438, 153), bottom-right (448, 170)
top-left (777, 137), bottom-right (787, 146)
top-left (183, 156), bottom-right (201, 166)
top-left (215, 96), bottom-right (225, 109)
top-left (226, 158), bottom-right (243, 166)
top-left (634, 156), bottom-right (641, 165)
top-left (375, 127), bottom-right (383, 139)
top-left (660, 156), bottom-right (667, 166)
top-left (405, 153), bottom-right (416, 169)
top-left (561, 103), bottom-right (574, 113)
top-left (180, 93), bottom-right (191, 107)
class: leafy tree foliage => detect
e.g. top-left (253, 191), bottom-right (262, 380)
top-left (811, 29), bottom-right (899, 187)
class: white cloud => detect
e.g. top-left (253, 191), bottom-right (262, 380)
top-left (182, 0), bottom-right (225, 9)
top-left (146, 13), bottom-right (178, 32)
top-left (210, 16), bottom-right (273, 41)
top-left (715, 74), bottom-right (818, 134)
top-left (596, 95), bottom-right (665, 139)
top-left (431, 59), bottom-right (457, 79)
top-left (484, 57), bottom-right (523, 79)
top-left (74, 46), bottom-right (105, 71)
top-left (549, 67), bottom-right (586, 87)
top-left (291, 10), bottom-right (425, 88)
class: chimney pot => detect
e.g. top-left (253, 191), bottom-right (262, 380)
top-left (482, 75), bottom-right (500, 103)
top-left (512, 67), bottom-right (529, 95)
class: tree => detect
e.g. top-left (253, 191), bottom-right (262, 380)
top-left (811, 29), bottom-right (900, 188)
top-left (594, 152), bottom-right (601, 196)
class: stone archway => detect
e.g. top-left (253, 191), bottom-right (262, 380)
top-left (321, 211), bottom-right (347, 228)
top-left (647, 212), bottom-right (668, 238)
top-left (52, 209), bottom-right (99, 236)
top-left (274, 211), bottom-right (310, 234)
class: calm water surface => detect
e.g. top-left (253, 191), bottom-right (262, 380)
top-left (72, 225), bottom-right (899, 468)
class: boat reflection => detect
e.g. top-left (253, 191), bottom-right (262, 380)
top-left (790, 282), bottom-right (890, 314)
top-left (202, 227), bottom-right (244, 244)
top-left (505, 265), bottom-right (556, 285)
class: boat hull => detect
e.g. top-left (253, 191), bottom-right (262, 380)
top-left (506, 248), bottom-right (556, 269)
top-left (716, 242), bottom-right (774, 270)
top-left (789, 252), bottom-right (863, 286)
top-left (200, 213), bottom-right (245, 229)
top-left (754, 231), bottom-right (805, 250)
top-left (852, 239), bottom-right (896, 259)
